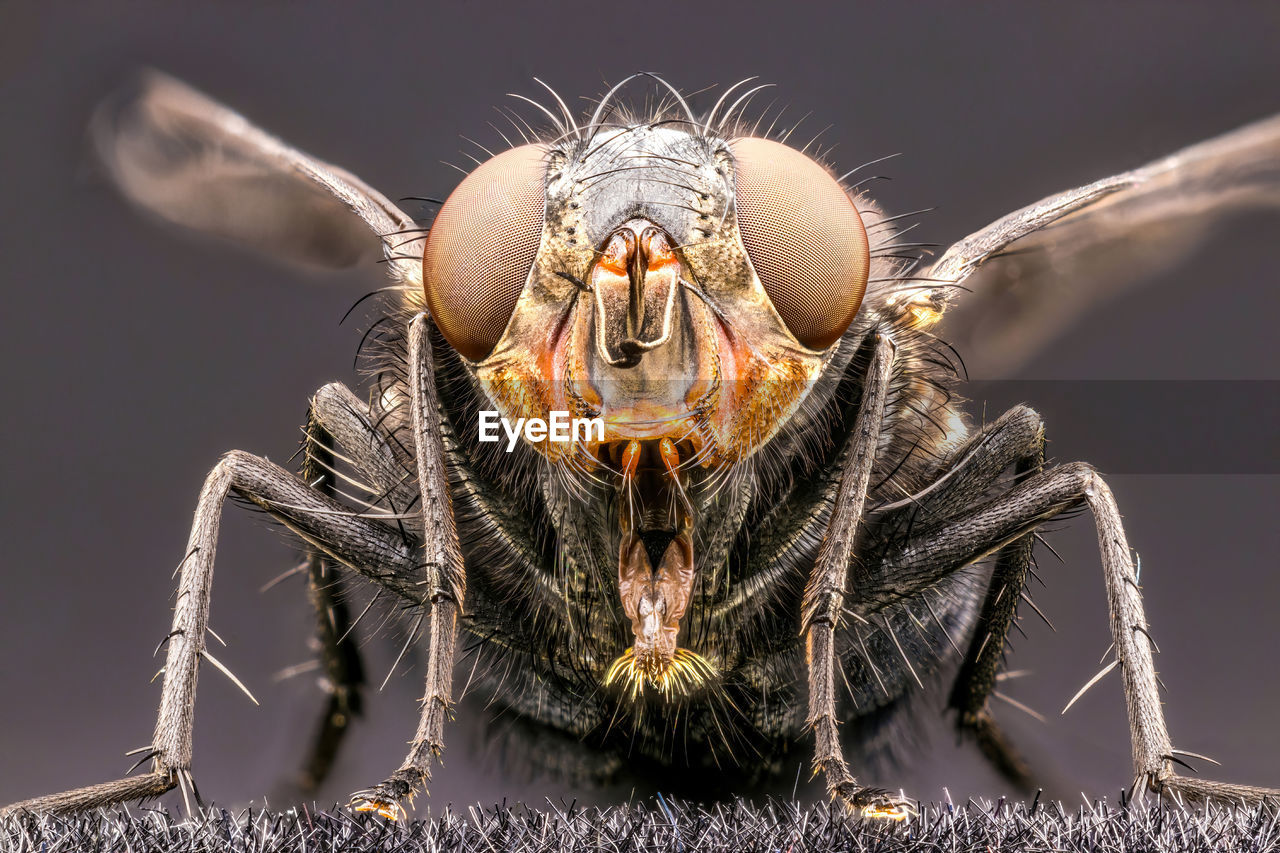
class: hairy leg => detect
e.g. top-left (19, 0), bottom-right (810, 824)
top-left (348, 314), bottom-right (465, 819)
top-left (801, 334), bottom-right (909, 818)
top-left (288, 409), bottom-right (366, 795)
top-left (0, 450), bottom-right (423, 817)
top-left (860, 459), bottom-right (1279, 807)
top-left (894, 405), bottom-right (1046, 787)
top-left (287, 379), bottom-right (428, 796)
top-left (864, 403), bottom-right (1048, 787)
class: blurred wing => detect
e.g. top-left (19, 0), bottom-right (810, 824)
top-left (918, 113), bottom-right (1280, 376)
top-left (91, 70), bottom-right (422, 275)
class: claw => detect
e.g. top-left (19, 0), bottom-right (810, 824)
top-left (835, 783), bottom-right (917, 822)
top-left (861, 799), bottom-right (915, 821)
top-left (348, 771), bottom-right (422, 822)
top-left (350, 794), bottom-right (406, 822)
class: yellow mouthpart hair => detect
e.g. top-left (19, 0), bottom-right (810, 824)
top-left (603, 647), bottom-right (718, 701)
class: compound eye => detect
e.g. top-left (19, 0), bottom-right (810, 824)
top-left (423, 144), bottom-right (547, 361)
top-left (729, 137), bottom-right (869, 350)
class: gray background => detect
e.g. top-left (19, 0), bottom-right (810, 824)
top-left (1, 1), bottom-right (1276, 814)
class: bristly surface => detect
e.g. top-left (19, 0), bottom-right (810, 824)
top-left (3, 799), bottom-right (1277, 853)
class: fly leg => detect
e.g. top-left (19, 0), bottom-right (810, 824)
top-left (865, 405), bottom-right (1048, 787)
top-left (287, 377), bottom-right (424, 797)
top-left (286, 408), bottom-right (366, 797)
top-left (946, 450), bottom-right (1042, 789)
top-left (877, 404), bottom-right (1047, 787)
top-left (348, 314), bottom-right (464, 820)
top-left (859, 456), bottom-right (1280, 807)
top-left (801, 334), bottom-right (914, 819)
top-left (0, 447), bottom-right (424, 817)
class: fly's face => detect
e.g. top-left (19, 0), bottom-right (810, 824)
top-left (421, 115), bottom-right (872, 695)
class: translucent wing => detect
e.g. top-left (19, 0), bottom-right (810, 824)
top-left (916, 113), bottom-right (1280, 376)
top-left (91, 70), bottom-right (422, 276)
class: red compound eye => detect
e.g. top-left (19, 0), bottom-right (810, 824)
top-left (729, 137), bottom-right (869, 350)
top-left (422, 144), bottom-right (547, 361)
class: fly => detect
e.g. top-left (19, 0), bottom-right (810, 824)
top-left (3, 72), bottom-right (1278, 821)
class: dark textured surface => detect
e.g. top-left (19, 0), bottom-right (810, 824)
top-left (1, 0), bottom-right (1277, 816)
top-left (4, 799), bottom-right (1279, 853)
